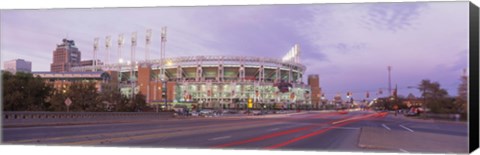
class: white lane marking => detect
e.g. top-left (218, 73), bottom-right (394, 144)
top-left (381, 124), bottom-right (391, 131)
top-left (399, 125), bottom-right (414, 132)
top-left (399, 148), bottom-right (409, 153)
top-left (208, 136), bottom-right (231, 141)
top-left (268, 128), bottom-right (280, 131)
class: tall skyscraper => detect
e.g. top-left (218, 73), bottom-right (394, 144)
top-left (308, 74), bottom-right (321, 109)
top-left (3, 59), bottom-right (32, 73)
top-left (50, 39), bottom-right (81, 72)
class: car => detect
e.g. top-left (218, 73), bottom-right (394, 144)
top-left (212, 110), bottom-right (223, 116)
top-left (405, 111), bottom-right (419, 116)
top-left (199, 109), bottom-right (218, 117)
top-left (190, 112), bottom-right (199, 117)
top-left (199, 109), bottom-right (211, 114)
top-left (404, 107), bottom-right (421, 116)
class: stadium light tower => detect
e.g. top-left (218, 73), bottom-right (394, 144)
top-left (105, 36), bottom-right (111, 67)
top-left (146, 29), bottom-right (152, 62)
top-left (159, 27), bottom-right (167, 110)
top-left (93, 37), bottom-right (99, 72)
top-left (117, 34), bottom-right (124, 82)
top-left (160, 27), bottom-right (167, 80)
top-left (118, 34), bottom-right (124, 64)
top-left (131, 32), bottom-right (137, 100)
top-left (143, 29), bottom-right (152, 106)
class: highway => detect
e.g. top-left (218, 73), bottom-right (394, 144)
top-left (2, 110), bottom-right (468, 153)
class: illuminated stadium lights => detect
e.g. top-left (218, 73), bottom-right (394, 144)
top-left (166, 60), bottom-right (173, 66)
top-left (282, 44), bottom-right (300, 63)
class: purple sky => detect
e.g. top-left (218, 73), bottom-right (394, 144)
top-left (0, 2), bottom-right (469, 99)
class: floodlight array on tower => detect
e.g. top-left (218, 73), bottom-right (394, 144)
top-left (88, 27), bottom-right (167, 73)
top-left (86, 28), bottom-right (168, 100)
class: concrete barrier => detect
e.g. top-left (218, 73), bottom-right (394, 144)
top-left (424, 113), bottom-right (461, 121)
top-left (2, 111), bottom-right (174, 123)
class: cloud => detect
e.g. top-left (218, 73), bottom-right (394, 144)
top-left (363, 2), bottom-right (427, 32)
top-left (292, 2), bottom-right (468, 96)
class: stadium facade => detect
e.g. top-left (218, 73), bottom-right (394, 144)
top-left (71, 44), bottom-right (316, 110)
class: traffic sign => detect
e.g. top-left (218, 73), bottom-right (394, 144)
top-left (65, 97), bottom-right (72, 112)
top-left (65, 97), bottom-right (72, 106)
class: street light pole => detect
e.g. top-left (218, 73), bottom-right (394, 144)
top-left (388, 66), bottom-right (392, 95)
top-left (321, 96), bottom-right (325, 110)
top-left (162, 79), bottom-right (167, 111)
top-left (422, 87), bottom-right (426, 110)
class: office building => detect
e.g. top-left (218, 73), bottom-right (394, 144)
top-left (3, 59), bottom-right (32, 73)
top-left (50, 39), bottom-right (81, 72)
top-left (308, 74), bottom-right (322, 109)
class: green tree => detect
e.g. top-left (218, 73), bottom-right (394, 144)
top-left (418, 79), bottom-right (454, 113)
top-left (2, 71), bottom-right (53, 111)
top-left (110, 93), bottom-right (147, 112)
top-left (66, 82), bottom-right (100, 112)
top-left (113, 95), bottom-right (132, 112)
top-left (48, 89), bottom-right (67, 111)
top-left (456, 70), bottom-right (468, 115)
top-left (98, 83), bottom-right (128, 112)
top-left (133, 93), bottom-right (148, 111)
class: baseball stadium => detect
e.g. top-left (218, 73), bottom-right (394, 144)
top-left (69, 30), bottom-right (315, 110)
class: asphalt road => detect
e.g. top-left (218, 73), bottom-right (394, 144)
top-left (2, 110), bottom-right (469, 153)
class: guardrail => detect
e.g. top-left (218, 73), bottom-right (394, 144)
top-left (3, 111), bottom-right (174, 121)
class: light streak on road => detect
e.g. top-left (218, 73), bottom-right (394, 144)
top-left (268, 128), bottom-right (280, 131)
top-left (264, 112), bottom-right (382, 149)
top-left (208, 136), bottom-right (231, 141)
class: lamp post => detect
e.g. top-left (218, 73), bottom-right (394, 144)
top-left (321, 96), bottom-right (326, 110)
top-left (346, 92), bottom-right (351, 110)
top-left (162, 78), bottom-right (167, 111)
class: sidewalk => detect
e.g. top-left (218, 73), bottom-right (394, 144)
top-left (391, 112), bottom-right (467, 125)
top-left (358, 126), bottom-right (468, 153)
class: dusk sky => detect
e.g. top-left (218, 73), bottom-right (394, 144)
top-left (0, 2), bottom-right (469, 99)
